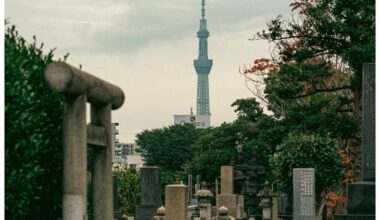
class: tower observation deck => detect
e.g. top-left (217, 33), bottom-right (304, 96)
top-left (194, 0), bottom-right (213, 116)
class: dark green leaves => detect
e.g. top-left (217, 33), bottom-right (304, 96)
top-left (5, 24), bottom-right (64, 219)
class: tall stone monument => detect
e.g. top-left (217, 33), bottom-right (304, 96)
top-left (135, 166), bottom-right (161, 220)
top-left (335, 63), bottom-right (375, 219)
top-left (362, 63), bottom-right (375, 182)
top-left (217, 166), bottom-right (238, 218)
top-left (293, 168), bottom-right (315, 220)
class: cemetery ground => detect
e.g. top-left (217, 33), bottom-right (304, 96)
top-left (5, 0), bottom-right (375, 219)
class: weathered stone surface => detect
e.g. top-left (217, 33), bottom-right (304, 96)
top-left (45, 61), bottom-right (125, 110)
top-left (87, 125), bottom-right (106, 147)
top-left (91, 104), bottom-right (113, 220)
top-left (347, 182), bottom-right (375, 215)
top-left (216, 194), bottom-right (237, 218)
top-left (140, 166), bottom-right (161, 206)
top-left (362, 63), bottom-right (375, 181)
top-left (62, 95), bottom-right (87, 220)
top-left (221, 166), bottom-right (234, 194)
top-left (136, 206), bottom-right (159, 220)
top-left (165, 184), bottom-right (187, 220)
top-left (293, 168), bottom-right (315, 220)
top-left (136, 166), bottom-right (161, 220)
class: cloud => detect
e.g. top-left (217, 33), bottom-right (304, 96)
top-left (5, 0), bottom-right (293, 141)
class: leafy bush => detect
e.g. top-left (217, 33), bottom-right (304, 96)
top-left (113, 165), bottom-right (141, 216)
top-left (272, 133), bottom-right (344, 203)
top-left (5, 24), bottom-right (64, 219)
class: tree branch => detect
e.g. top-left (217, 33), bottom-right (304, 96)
top-left (294, 85), bottom-right (352, 99)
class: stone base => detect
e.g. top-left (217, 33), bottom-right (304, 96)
top-left (135, 205), bottom-right (160, 220)
top-left (212, 207), bottom-right (217, 218)
top-left (335, 214), bottom-right (375, 220)
top-left (216, 194), bottom-right (237, 218)
top-left (346, 182), bottom-right (375, 215)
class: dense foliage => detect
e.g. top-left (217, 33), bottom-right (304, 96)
top-left (113, 165), bottom-right (141, 216)
top-left (272, 133), bottom-right (345, 200)
top-left (5, 24), bottom-right (64, 219)
top-left (136, 124), bottom-right (203, 172)
top-left (185, 122), bottom-right (241, 183)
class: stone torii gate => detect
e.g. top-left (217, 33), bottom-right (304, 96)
top-left (44, 61), bottom-right (125, 220)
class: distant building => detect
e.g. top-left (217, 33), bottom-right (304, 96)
top-left (113, 142), bottom-right (145, 170)
top-left (174, 108), bottom-right (210, 128)
top-left (111, 122), bottom-right (120, 161)
top-left (112, 122), bottom-right (145, 170)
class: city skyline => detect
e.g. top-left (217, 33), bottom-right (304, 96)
top-left (5, 0), bottom-right (292, 142)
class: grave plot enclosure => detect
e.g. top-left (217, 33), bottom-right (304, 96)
top-left (44, 61), bottom-right (125, 220)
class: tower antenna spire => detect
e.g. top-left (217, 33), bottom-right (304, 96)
top-left (201, 0), bottom-right (205, 19)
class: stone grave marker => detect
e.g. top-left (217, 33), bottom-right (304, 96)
top-left (135, 166), bottom-right (161, 220)
top-left (293, 168), bottom-right (315, 220)
top-left (165, 184), bottom-right (188, 220)
top-left (362, 63), bottom-right (375, 181)
top-left (335, 63), bottom-right (376, 219)
top-left (217, 166), bottom-right (237, 218)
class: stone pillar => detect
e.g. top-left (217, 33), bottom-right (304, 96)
top-left (136, 166), bottom-right (161, 220)
top-left (335, 64), bottom-right (376, 220)
top-left (215, 178), bottom-right (219, 195)
top-left (220, 166), bottom-right (234, 194)
top-left (165, 184), bottom-right (187, 220)
top-left (63, 95), bottom-right (87, 220)
top-left (362, 63), bottom-right (375, 182)
top-left (217, 166), bottom-right (237, 218)
top-left (272, 197), bottom-right (279, 220)
top-left (200, 203), bottom-right (212, 220)
top-left (92, 104), bottom-right (113, 220)
top-left (293, 168), bottom-right (315, 220)
top-left (236, 195), bottom-right (244, 219)
top-left (188, 174), bottom-right (193, 203)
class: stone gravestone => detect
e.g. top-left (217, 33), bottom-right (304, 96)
top-left (335, 63), bottom-right (375, 220)
top-left (362, 63), bottom-right (375, 182)
top-left (293, 168), bottom-right (315, 220)
top-left (135, 166), bottom-right (161, 220)
top-left (165, 184), bottom-right (188, 220)
top-left (217, 166), bottom-right (237, 218)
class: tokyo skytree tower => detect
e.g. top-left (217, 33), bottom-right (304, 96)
top-left (194, 0), bottom-right (213, 115)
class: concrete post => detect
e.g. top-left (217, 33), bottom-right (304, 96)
top-left (165, 184), bottom-right (187, 220)
top-left (62, 94), bottom-right (87, 220)
top-left (92, 104), bottom-right (113, 220)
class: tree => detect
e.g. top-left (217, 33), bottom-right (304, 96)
top-left (245, 0), bottom-right (373, 181)
top-left (113, 164), bottom-right (141, 216)
top-left (5, 24), bottom-right (64, 219)
top-left (185, 122), bottom-right (240, 183)
top-left (136, 124), bottom-right (203, 172)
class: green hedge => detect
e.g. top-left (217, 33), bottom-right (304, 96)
top-left (5, 24), bottom-right (64, 219)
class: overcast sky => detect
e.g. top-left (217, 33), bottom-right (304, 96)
top-left (6, 0), bottom-right (292, 142)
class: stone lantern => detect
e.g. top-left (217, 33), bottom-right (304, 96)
top-left (195, 182), bottom-right (214, 220)
top-left (257, 181), bottom-right (276, 220)
top-left (195, 182), bottom-right (214, 204)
